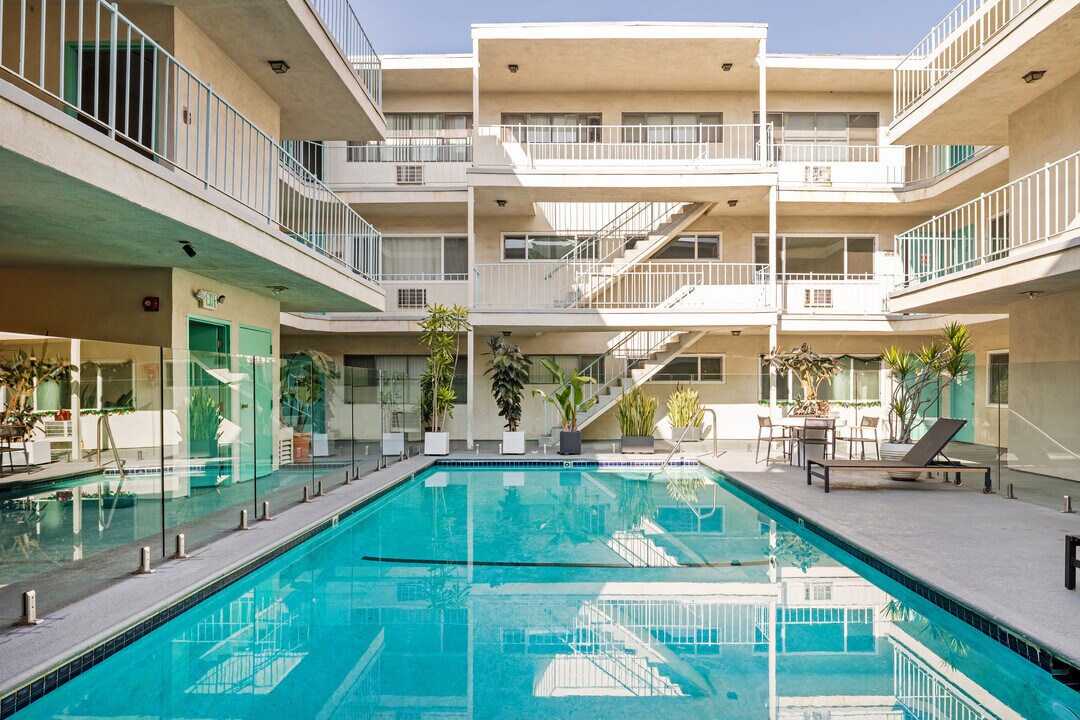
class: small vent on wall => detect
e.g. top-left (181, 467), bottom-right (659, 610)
top-left (804, 288), bottom-right (833, 308)
top-left (397, 288), bottom-right (427, 309)
top-left (396, 164), bottom-right (424, 185)
top-left (804, 165), bottom-right (832, 185)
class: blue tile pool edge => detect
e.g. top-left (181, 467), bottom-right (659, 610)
top-left (708, 464), bottom-right (1080, 690)
top-left (0, 461), bottom-right (435, 719)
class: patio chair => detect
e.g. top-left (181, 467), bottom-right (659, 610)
top-left (837, 416), bottom-right (880, 459)
top-left (0, 424), bottom-right (29, 477)
top-left (790, 417), bottom-right (835, 467)
top-left (806, 418), bottom-right (992, 493)
top-left (755, 416), bottom-right (792, 464)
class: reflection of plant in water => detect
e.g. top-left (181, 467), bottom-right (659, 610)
top-left (499, 487), bottom-right (525, 525)
top-left (666, 475), bottom-right (706, 505)
top-left (424, 565), bottom-right (470, 613)
top-left (882, 598), bottom-right (968, 670)
top-left (542, 487), bottom-right (592, 546)
top-left (616, 479), bottom-right (657, 529)
top-left (766, 531), bottom-right (821, 572)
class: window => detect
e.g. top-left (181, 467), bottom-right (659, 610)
top-left (988, 351), bottom-right (1009, 405)
top-left (500, 114), bottom-right (601, 143)
top-left (655, 234), bottom-right (721, 260)
top-left (621, 113), bottom-right (723, 143)
top-left (347, 113), bottom-right (473, 163)
top-left (804, 583), bottom-right (833, 601)
top-left (753, 234), bottom-right (875, 276)
top-left (343, 355), bottom-right (468, 406)
top-left (80, 361), bottom-right (136, 410)
top-left (382, 235), bottom-right (468, 280)
top-left (761, 356), bottom-right (880, 403)
top-left (502, 234), bottom-right (593, 262)
top-left (527, 355), bottom-right (605, 385)
top-left (648, 355), bottom-right (725, 383)
top-left (387, 113), bottom-right (473, 134)
top-left (755, 111), bottom-right (879, 146)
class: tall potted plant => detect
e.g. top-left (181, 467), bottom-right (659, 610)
top-left (419, 303), bottom-right (471, 456)
top-left (616, 387), bottom-right (657, 453)
top-left (666, 384), bottom-right (704, 442)
top-left (189, 387), bottom-right (224, 458)
top-left (532, 358), bottom-right (595, 455)
top-left (281, 350), bottom-right (337, 461)
top-left (764, 344), bottom-right (841, 416)
top-left (0, 348), bottom-right (73, 463)
top-left (881, 322), bottom-right (972, 478)
top-left (485, 335), bottom-right (531, 455)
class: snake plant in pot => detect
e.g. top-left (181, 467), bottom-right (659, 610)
top-left (880, 322), bottom-right (972, 478)
top-left (616, 387), bottom-right (658, 453)
top-left (532, 358), bottom-right (595, 455)
top-left (485, 334), bottom-right (531, 455)
top-left (419, 303), bottom-right (471, 456)
top-left (666, 384), bottom-right (705, 443)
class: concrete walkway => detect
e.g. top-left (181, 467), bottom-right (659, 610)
top-left (701, 450), bottom-right (1080, 673)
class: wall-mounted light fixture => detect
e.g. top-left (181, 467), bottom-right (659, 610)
top-left (1022, 70), bottom-right (1045, 84)
top-left (1024, 290), bottom-right (1044, 299)
top-left (268, 60), bottom-right (290, 75)
top-left (502, 330), bottom-right (512, 337)
top-left (268, 286), bottom-right (288, 296)
top-left (179, 241), bottom-right (196, 257)
top-left (496, 199), bottom-right (507, 207)
top-left (507, 64), bottom-right (519, 74)
top-left (721, 63), bottom-right (733, 72)
top-left (730, 330), bottom-right (742, 337)
top-left (727, 199), bottom-right (738, 208)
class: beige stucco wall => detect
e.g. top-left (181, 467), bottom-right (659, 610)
top-left (1006, 69), bottom-right (1080, 179)
top-left (170, 269), bottom-right (281, 354)
top-left (1007, 289), bottom-right (1080, 480)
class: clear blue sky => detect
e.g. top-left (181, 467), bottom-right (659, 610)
top-left (357, 0), bottom-right (948, 56)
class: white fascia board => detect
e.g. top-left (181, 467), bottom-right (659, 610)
top-left (472, 22), bottom-right (768, 42)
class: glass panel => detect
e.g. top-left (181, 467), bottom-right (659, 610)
top-left (697, 235), bottom-right (720, 260)
top-left (503, 236), bottom-right (527, 261)
top-left (528, 236), bottom-right (576, 261)
top-left (853, 358), bottom-right (881, 402)
top-left (784, 237), bottom-right (845, 274)
top-left (444, 237), bottom-right (468, 277)
top-left (989, 353), bottom-right (1009, 404)
top-left (846, 237), bottom-right (875, 274)
top-left (654, 356), bottom-right (698, 382)
top-left (700, 356), bottom-right (725, 382)
top-left (383, 237), bottom-right (441, 278)
top-left (656, 235), bottom-right (698, 260)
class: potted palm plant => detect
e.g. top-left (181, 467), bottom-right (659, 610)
top-left (666, 384), bottom-right (704, 442)
top-left (764, 343), bottom-right (841, 417)
top-left (0, 347), bottom-right (73, 463)
top-left (281, 350), bottom-right (337, 461)
top-left (485, 335), bottom-right (531, 455)
top-left (532, 358), bottom-right (595, 455)
top-left (419, 303), bottom-right (471, 456)
top-left (881, 322), bottom-right (972, 479)
top-left (616, 387), bottom-right (657, 453)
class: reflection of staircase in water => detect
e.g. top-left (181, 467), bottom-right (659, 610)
top-left (607, 530), bottom-right (681, 567)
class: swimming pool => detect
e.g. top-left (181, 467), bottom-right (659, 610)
top-left (6, 463), bottom-right (1080, 719)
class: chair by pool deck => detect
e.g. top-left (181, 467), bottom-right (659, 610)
top-left (806, 418), bottom-right (993, 494)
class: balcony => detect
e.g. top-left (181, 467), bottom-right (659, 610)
top-left (319, 140), bottom-right (471, 191)
top-left (892, 149), bottom-right (1080, 311)
top-left (0, 0), bottom-right (381, 309)
top-left (775, 274), bottom-right (895, 316)
top-left (382, 274), bottom-right (469, 313)
top-left (307, 0), bottom-right (383, 107)
top-left (775, 143), bottom-right (996, 187)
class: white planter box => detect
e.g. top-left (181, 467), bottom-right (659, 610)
top-left (382, 432), bottom-right (405, 457)
top-left (503, 431), bottom-right (525, 455)
top-left (9, 439), bottom-right (51, 465)
top-left (312, 433), bottom-right (330, 457)
top-left (424, 432), bottom-right (450, 456)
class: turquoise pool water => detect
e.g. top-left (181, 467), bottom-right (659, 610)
top-left (9, 464), bottom-right (1080, 719)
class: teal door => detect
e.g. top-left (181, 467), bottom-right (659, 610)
top-left (950, 354), bottom-right (976, 443)
top-left (188, 318), bottom-right (231, 459)
top-left (239, 326), bottom-right (274, 479)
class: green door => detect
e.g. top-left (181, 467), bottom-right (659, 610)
top-left (239, 326), bottom-right (274, 479)
top-left (950, 355), bottom-right (976, 443)
top-left (188, 318), bottom-right (231, 460)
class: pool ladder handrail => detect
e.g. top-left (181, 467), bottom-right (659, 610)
top-left (95, 414), bottom-right (129, 529)
top-left (648, 408), bottom-right (718, 480)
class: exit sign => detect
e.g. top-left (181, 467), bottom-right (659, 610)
top-left (195, 289), bottom-right (218, 310)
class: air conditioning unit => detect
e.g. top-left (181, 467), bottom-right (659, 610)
top-left (804, 288), bottom-right (833, 308)
top-left (396, 164), bottom-right (424, 185)
top-left (397, 288), bottom-right (427, 309)
top-left (804, 164), bottom-right (832, 185)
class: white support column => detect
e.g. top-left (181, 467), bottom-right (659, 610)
top-left (466, 329), bottom-right (475, 450)
top-left (768, 322), bottom-right (778, 413)
top-left (768, 184), bottom-right (778, 309)
top-left (758, 37), bottom-right (767, 167)
top-left (70, 338), bottom-right (81, 458)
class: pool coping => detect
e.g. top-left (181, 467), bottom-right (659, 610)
top-left (703, 458), bottom-right (1080, 689)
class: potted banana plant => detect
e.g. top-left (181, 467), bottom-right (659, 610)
top-left (419, 303), bottom-right (471, 456)
top-left (532, 358), bottom-right (595, 456)
top-left (616, 387), bottom-right (657, 453)
top-left (666, 384), bottom-right (704, 443)
top-left (485, 335), bottom-right (531, 455)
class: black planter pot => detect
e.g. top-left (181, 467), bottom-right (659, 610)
top-left (621, 436), bottom-right (655, 454)
top-left (559, 430), bottom-right (582, 455)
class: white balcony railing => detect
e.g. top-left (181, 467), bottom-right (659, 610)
top-left (1, 0), bottom-right (380, 282)
top-left (904, 144), bottom-right (997, 185)
top-left (776, 274), bottom-right (896, 315)
top-left (473, 262), bottom-right (770, 310)
top-left (306, 0), bottom-right (382, 106)
top-left (896, 149), bottom-right (1080, 288)
top-left (894, 0), bottom-right (1038, 117)
top-left (474, 124), bottom-right (772, 168)
top-left (318, 141), bottom-right (471, 188)
top-left (776, 144), bottom-right (997, 186)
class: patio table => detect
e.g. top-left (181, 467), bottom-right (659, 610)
top-left (775, 417), bottom-right (847, 466)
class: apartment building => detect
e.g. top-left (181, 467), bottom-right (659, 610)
top-left (279, 9), bottom-right (1080, 486)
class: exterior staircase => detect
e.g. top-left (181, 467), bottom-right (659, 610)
top-left (541, 329), bottom-right (707, 446)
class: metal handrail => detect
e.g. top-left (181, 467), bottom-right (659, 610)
top-left (95, 414), bottom-right (128, 529)
top-left (649, 425), bottom-right (696, 480)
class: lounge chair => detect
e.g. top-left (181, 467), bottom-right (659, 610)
top-left (806, 418), bottom-right (992, 493)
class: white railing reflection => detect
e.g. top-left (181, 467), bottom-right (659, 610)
top-left (0, 0), bottom-right (380, 281)
top-left (894, 0), bottom-right (1038, 117)
top-left (896, 149), bottom-right (1080, 288)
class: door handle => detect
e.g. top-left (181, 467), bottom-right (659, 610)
top-left (241, 403), bottom-right (250, 409)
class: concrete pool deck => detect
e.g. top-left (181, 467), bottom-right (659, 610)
top-left (2, 449), bottom-right (1079, 709)
top-left (701, 450), bottom-right (1080, 682)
